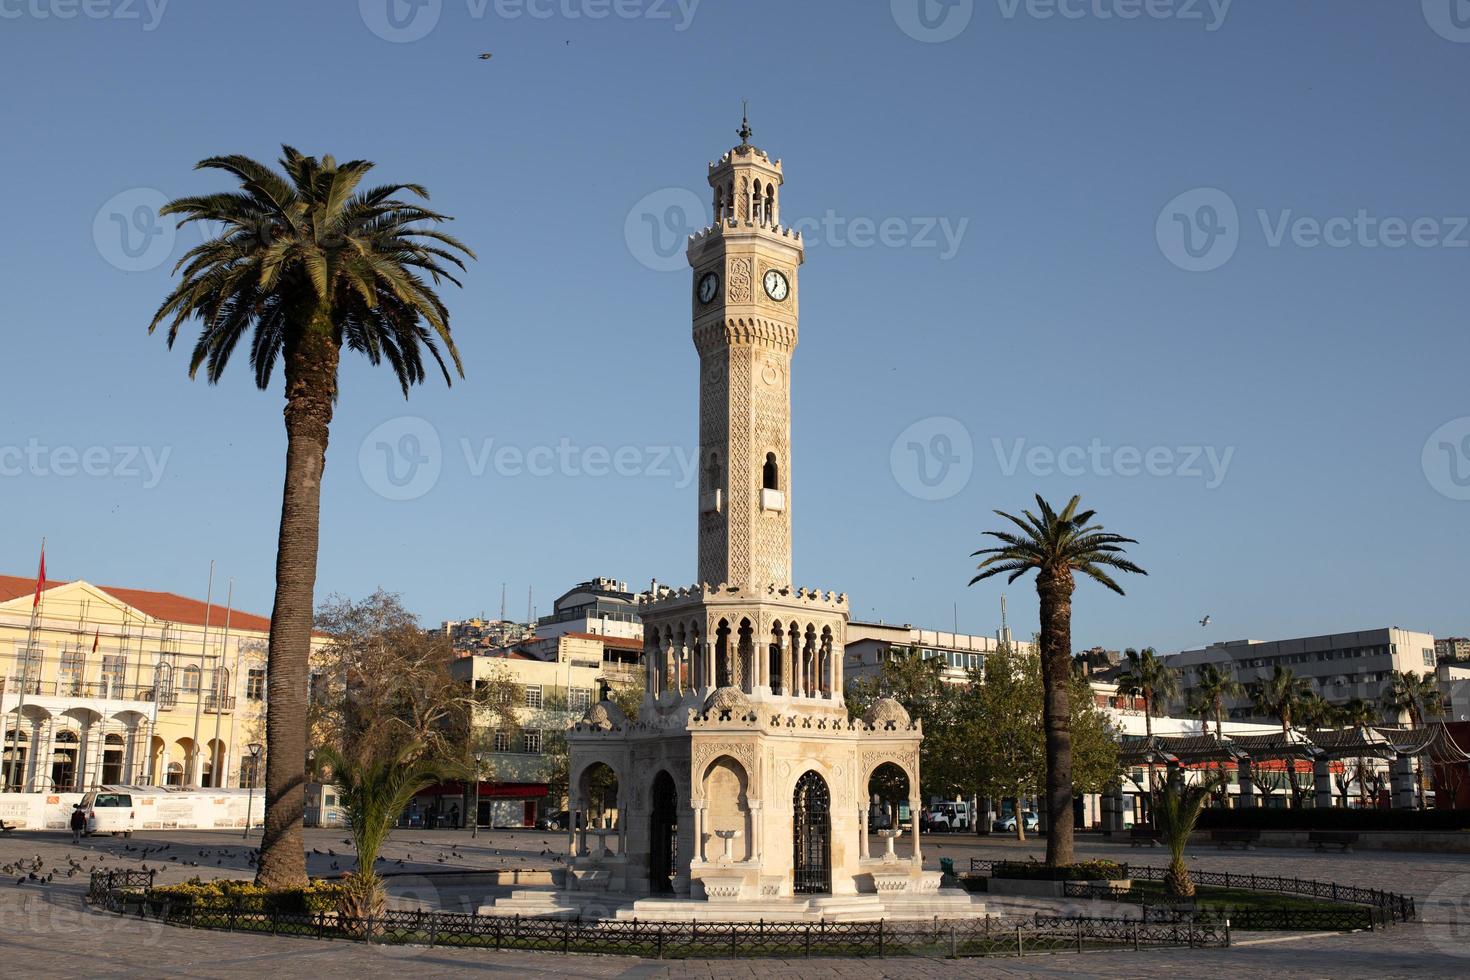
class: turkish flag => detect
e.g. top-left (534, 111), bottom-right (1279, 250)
top-left (33, 547), bottom-right (45, 608)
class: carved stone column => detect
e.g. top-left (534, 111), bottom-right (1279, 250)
top-left (694, 801), bottom-right (707, 861)
top-left (908, 796), bottom-right (923, 867)
top-left (858, 805), bottom-right (870, 859)
top-left (748, 799), bottom-right (763, 861)
top-left (567, 795), bottom-right (581, 859)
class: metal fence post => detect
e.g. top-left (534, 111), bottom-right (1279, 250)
top-left (804, 924), bottom-right (811, 956)
top-left (878, 918), bottom-right (885, 958)
top-left (657, 924), bottom-right (664, 960)
top-left (1076, 919), bottom-right (1083, 952)
top-left (1015, 925), bottom-right (1023, 957)
top-left (950, 923), bottom-right (957, 959)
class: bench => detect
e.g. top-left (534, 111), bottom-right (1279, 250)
top-left (1309, 831), bottom-right (1358, 853)
top-left (1128, 826), bottom-right (1159, 847)
top-left (1211, 829), bottom-right (1260, 850)
top-left (0, 820), bottom-right (14, 836)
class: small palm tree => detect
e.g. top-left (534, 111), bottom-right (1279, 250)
top-left (1192, 663), bottom-right (1243, 741)
top-left (1384, 670), bottom-right (1445, 804)
top-left (1296, 693), bottom-right (1336, 731)
top-left (1154, 774), bottom-right (1222, 901)
top-left (149, 148), bottom-right (474, 889)
top-left (1250, 665), bottom-right (1311, 735)
top-left (1383, 670), bottom-right (1443, 728)
top-left (1116, 647), bottom-right (1179, 819)
top-left (316, 741), bottom-right (446, 927)
top-left (1337, 697), bottom-right (1379, 807)
top-left (970, 494), bottom-right (1146, 867)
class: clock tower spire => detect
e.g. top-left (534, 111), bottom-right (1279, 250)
top-left (689, 119), bottom-right (804, 589)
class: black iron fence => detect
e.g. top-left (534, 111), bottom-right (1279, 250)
top-left (972, 859), bottom-right (1416, 926)
top-left (87, 872), bottom-right (1227, 959)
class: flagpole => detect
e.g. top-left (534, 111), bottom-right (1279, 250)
top-left (212, 580), bottom-right (233, 789)
top-left (191, 561), bottom-right (214, 787)
top-left (6, 538), bottom-right (44, 793)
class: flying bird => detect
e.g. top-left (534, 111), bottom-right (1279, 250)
top-left (1199, 615), bottom-right (1211, 627)
top-left (479, 53), bottom-right (493, 60)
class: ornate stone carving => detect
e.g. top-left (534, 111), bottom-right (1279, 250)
top-left (580, 700), bottom-right (629, 732)
top-left (727, 256), bottom-right (752, 303)
top-left (862, 698), bottom-right (911, 731)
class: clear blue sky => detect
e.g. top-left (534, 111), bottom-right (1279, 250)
top-left (2, 1), bottom-right (1467, 654)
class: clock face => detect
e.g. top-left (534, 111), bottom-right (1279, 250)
top-left (697, 271), bottom-right (719, 305)
top-left (763, 269), bottom-right (789, 301)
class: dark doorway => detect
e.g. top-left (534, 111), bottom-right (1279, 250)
top-left (793, 769), bottom-right (831, 894)
top-left (649, 770), bottom-right (678, 894)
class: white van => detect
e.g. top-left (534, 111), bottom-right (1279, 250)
top-left (80, 789), bottom-right (136, 837)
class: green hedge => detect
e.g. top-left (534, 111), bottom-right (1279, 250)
top-left (148, 877), bottom-right (347, 914)
top-left (990, 860), bottom-right (1127, 881)
top-left (1196, 808), bottom-right (1470, 832)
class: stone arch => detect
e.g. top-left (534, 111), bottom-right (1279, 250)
top-left (769, 619), bottom-right (786, 695)
top-left (737, 618), bottom-right (755, 693)
top-left (701, 754), bottom-right (751, 863)
top-left (52, 728), bottom-right (81, 790)
top-left (802, 624), bottom-right (818, 697)
top-left (2, 728), bottom-right (28, 791)
top-left (577, 760), bottom-right (620, 827)
top-left (101, 732), bottom-right (127, 785)
top-left (819, 626), bottom-right (834, 698)
top-left (715, 619), bottom-right (732, 688)
top-left (866, 760), bottom-right (911, 831)
top-left (688, 619), bottom-right (704, 689)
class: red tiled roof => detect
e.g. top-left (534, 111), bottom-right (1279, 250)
top-left (0, 574), bottom-right (273, 633)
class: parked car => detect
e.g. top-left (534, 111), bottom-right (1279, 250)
top-left (537, 810), bottom-right (585, 832)
top-left (79, 789), bottom-right (135, 837)
top-left (994, 811), bottom-right (1039, 833)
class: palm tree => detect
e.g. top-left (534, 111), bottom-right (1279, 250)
top-left (1383, 670), bottom-right (1445, 805)
top-left (1154, 774), bottom-right (1222, 900)
top-left (1115, 647), bottom-right (1179, 819)
top-left (1115, 648), bottom-right (1180, 740)
top-left (970, 494), bottom-right (1146, 867)
top-left (1337, 697), bottom-right (1378, 807)
top-left (316, 740), bottom-right (446, 927)
top-left (1296, 693), bottom-right (1336, 731)
top-left (1191, 662), bottom-right (1242, 787)
top-left (1383, 670), bottom-right (1443, 729)
top-left (149, 147), bottom-right (474, 888)
top-left (1250, 665), bottom-right (1311, 736)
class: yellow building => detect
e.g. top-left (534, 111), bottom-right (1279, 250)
top-left (446, 631), bottom-right (642, 827)
top-left (0, 572), bottom-right (308, 793)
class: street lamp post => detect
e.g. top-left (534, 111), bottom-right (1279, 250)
top-left (243, 742), bottom-right (262, 840)
top-left (472, 751), bottom-right (485, 839)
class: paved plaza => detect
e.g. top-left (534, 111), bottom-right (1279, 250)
top-left (2, 826), bottom-right (1468, 976)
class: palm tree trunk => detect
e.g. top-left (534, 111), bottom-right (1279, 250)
top-left (1036, 567), bottom-right (1075, 868)
top-left (256, 321), bottom-right (339, 890)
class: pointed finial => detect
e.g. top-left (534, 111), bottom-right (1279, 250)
top-left (738, 99), bottom-right (752, 145)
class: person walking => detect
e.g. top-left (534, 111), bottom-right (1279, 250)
top-left (70, 804), bottom-right (86, 843)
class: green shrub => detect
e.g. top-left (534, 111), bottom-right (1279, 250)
top-left (1196, 808), bottom-right (1470, 833)
top-left (989, 860), bottom-right (1127, 881)
top-left (148, 877), bottom-right (346, 914)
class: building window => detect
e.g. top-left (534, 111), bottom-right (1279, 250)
top-left (569, 687), bottom-right (593, 712)
top-left (1424, 648), bottom-right (1436, 667)
top-left (59, 649), bottom-right (85, 694)
top-left (101, 654), bottom-right (127, 696)
top-left (521, 729), bottom-right (541, 754)
top-left (493, 729), bottom-right (512, 752)
top-left (181, 665), bottom-right (201, 693)
top-left (246, 668), bottom-right (266, 701)
top-left (524, 686), bottom-right (543, 709)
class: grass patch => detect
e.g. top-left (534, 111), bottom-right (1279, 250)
top-left (1131, 880), bottom-right (1342, 913)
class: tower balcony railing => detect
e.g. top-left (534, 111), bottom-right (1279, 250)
top-left (204, 694), bottom-right (236, 713)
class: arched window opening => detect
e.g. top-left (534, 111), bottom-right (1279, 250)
top-left (763, 452), bottom-right (779, 491)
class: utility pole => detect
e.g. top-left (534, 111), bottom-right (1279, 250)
top-left (500, 582), bottom-right (507, 622)
top-left (190, 561), bottom-right (214, 787)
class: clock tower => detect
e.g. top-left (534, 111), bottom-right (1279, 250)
top-left (689, 112), bottom-right (804, 589)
